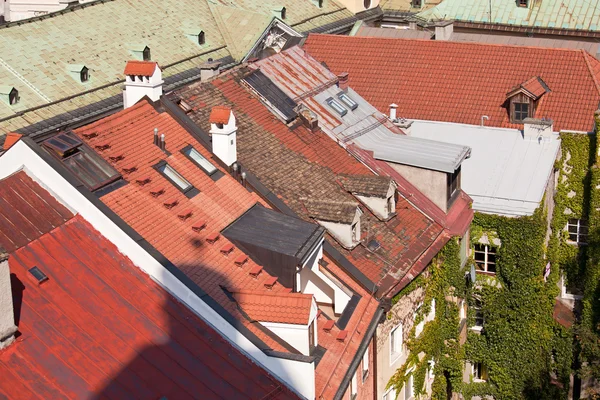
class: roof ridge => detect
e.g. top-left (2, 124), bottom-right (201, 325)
top-left (582, 50), bottom-right (600, 97)
top-left (307, 32), bottom-right (592, 54)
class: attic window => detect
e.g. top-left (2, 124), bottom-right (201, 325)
top-left (411, 0), bottom-right (421, 7)
top-left (155, 160), bottom-right (199, 198)
top-left (198, 31), bottom-right (206, 45)
top-left (518, 0), bottom-right (528, 6)
top-left (43, 132), bottom-right (122, 192)
top-left (9, 89), bottom-right (19, 105)
top-left (513, 102), bottom-right (529, 122)
top-left (143, 47), bottom-right (151, 61)
top-left (281, 7), bottom-right (287, 19)
top-left (337, 92), bottom-right (358, 111)
top-left (80, 67), bottom-right (89, 83)
top-left (181, 145), bottom-right (218, 176)
top-left (326, 97), bottom-right (348, 116)
top-left (447, 166), bottom-right (461, 203)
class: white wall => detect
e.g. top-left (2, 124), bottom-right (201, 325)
top-left (0, 141), bottom-right (315, 400)
top-left (390, 162), bottom-right (448, 212)
top-left (3, 0), bottom-right (95, 22)
top-left (354, 183), bottom-right (395, 220)
top-left (123, 67), bottom-right (163, 109)
top-left (316, 209), bottom-right (361, 249)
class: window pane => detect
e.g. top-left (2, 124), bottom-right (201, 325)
top-left (185, 147), bottom-right (217, 174)
top-left (159, 164), bottom-right (192, 191)
top-left (327, 98), bottom-right (348, 116)
top-left (568, 224), bottom-right (579, 234)
top-left (338, 92), bottom-right (358, 110)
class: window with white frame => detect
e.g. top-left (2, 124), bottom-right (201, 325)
top-left (459, 299), bottom-right (466, 321)
top-left (383, 388), bottom-right (396, 400)
top-left (350, 372), bottom-right (358, 400)
top-left (567, 218), bottom-right (588, 244)
top-left (414, 303), bottom-right (424, 337)
top-left (390, 323), bottom-right (403, 363)
top-left (474, 243), bottom-right (497, 273)
top-left (472, 298), bottom-right (484, 330)
top-left (428, 298), bottom-right (436, 321)
top-left (404, 373), bottom-right (413, 400)
top-left (362, 349), bottom-right (369, 381)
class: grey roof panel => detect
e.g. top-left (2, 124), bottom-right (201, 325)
top-left (244, 70), bottom-right (298, 123)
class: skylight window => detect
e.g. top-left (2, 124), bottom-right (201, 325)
top-left (337, 92), bottom-right (358, 111)
top-left (326, 97), bottom-right (348, 117)
top-left (181, 145), bottom-right (218, 175)
top-left (155, 161), bottom-right (199, 197)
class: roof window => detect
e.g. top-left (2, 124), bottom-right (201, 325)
top-left (337, 92), bottom-right (358, 111)
top-left (43, 132), bottom-right (122, 192)
top-left (154, 160), bottom-right (199, 198)
top-left (181, 144), bottom-right (220, 177)
top-left (326, 97), bottom-right (348, 117)
top-left (28, 266), bottom-right (48, 284)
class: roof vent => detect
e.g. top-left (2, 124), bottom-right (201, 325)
top-left (323, 320), bottom-right (335, 332)
top-left (186, 29), bottom-right (206, 46)
top-left (67, 64), bottom-right (90, 83)
top-left (127, 44), bottom-right (151, 61)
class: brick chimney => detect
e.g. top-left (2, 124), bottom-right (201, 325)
top-left (209, 106), bottom-right (237, 167)
top-left (337, 72), bottom-right (349, 92)
top-left (0, 249), bottom-right (16, 349)
top-left (122, 61), bottom-right (163, 109)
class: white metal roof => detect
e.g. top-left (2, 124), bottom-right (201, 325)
top-left (314, 88), bottom-right (471, 173)
top-left (410, 120), bottom-right (561, 217)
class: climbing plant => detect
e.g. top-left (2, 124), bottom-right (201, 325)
top-left (387, 238), bottom-right (466, 400)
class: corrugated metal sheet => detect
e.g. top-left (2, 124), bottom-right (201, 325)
top-left (410, 119), bottom-right (561, 216)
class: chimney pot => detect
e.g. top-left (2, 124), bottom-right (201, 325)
top-left (389, 103), bottom-right (398, 121)
top-left (337, 72), bottom-right (349, 92)
top-left (160, 133), bottom-right (165, 151)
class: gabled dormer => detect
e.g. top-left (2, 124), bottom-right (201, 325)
top-left (303, 199), bottom-right (363, 249)
top-left (185, 29), bottom-right (206, 46)
top-left (505, 76), bottom-right (550, 123)
top-left (271, 6), bottom-right (286, 20)
top-left (0, 86), bottom-right (19, 106)
top-left (340, 174), bottom-right (397, 221)
top-left (67, 64), bottom-right (90, 83)
top-left (127, 44), bottom-right (151, 61)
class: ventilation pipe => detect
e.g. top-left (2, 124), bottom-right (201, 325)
top-left (153, 128), bottom-right (159, 146)
top-left (389, 103), bottom-right (398, 121)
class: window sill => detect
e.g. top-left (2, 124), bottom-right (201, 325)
top-left (566, 240), bottom-right (588, 247)
top-left (470, 326), bottom-right (483, 332)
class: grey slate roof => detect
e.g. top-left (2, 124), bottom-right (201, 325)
top-left (222, 203), bottom-right (324, 262)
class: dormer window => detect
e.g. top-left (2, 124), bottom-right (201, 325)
top-left (186, 29), bottom-right (206, 46)
top-left (154, 160), bottom-right (199, 198)
top-left (447, 166), bottom-right (461, 205)
top-left (67, 64), bottom-right (90, 83)
top-left (340, 174), bottom-right (397, 221)
top-left (271, 6), bottom-right (286, 19)
top-left (506, 76), bottom-right (549, 124)
top-left (412, 0), bottom-right (422, 8)
top-left (303, 199), bottom-right (362, 249)
top-left (0, 86), bottom-right (20, 106)
top-left (128, 44), bottom-right (151, 61)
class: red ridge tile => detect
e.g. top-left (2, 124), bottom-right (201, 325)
top-left (163, 198), bottom-right (178, 209)
top-left (192, 220), bottom-right (207, 232)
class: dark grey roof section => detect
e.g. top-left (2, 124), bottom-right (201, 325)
top-left (223, 203), bottom-right (324, 262)
top-left (244, 70), bottom-right (298, 123)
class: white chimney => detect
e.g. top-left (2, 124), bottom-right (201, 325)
top-left (122, 61), bottom-right (163, 109)
top-left (200, 59), bottom-right (222, 81)
top-left (434, 21), bottom-right (454, 41)
top-left (209, 106), bottom-right (237, 167)
top-left (0, 249), bottom-right (16, 349)
top-left (523, 118), bottom-right (554, 140)
top-left (389, 103), bottom-right (398, 121)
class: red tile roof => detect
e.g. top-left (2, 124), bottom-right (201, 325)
top-left (512, 76), bottom-right (548, 99)
top-left (123, 61), bottom-right (159, 76)
top-left (0, 171), bottom-right (300, 400)
top-left (232, 290), bottom-right (313, 325)
top-left (303, 34), bottom-right (600, 132)
top-left (171, 65), bottom-right (471, 297)
top-left (2, 133), bottom-right (22, 150)
top-left (209, 106), bottom-right (231, 124)
top-left (70, 99), bottom-right (373, 396)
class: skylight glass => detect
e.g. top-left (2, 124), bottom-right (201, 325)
top-left (326, 98), bottom-right (348, 117)
top-left (158, 163), bottom-right (192, 192)
top-left (183, 146), bottom-right (218, 175)
top-left (337, 92), bottom-right (358, 111)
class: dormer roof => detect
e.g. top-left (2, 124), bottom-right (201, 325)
top-left (123, 61), bottom-right (159, 76)
top-left (303, 199), bottom-right (360, 224)
top-left (66, 64), bottom-right (87, 73)
top-left (339, 174), bottom-right (394, 198)
top-left (0, 86), bottom-right (15, 95)
top-left (506, 76), bottom-right (550, 100)
top-left (230, 289), bottom-right (314, 325)
top-left (209, 105), bottom-right (232, 124)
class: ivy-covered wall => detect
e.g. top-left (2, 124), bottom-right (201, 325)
top-left (465, 209), bottom-right (571, 400)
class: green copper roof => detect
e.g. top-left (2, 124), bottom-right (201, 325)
top-left (418, 0), bottom-right (600, 30)
top-left (0, 0), bottom-right (354, 130)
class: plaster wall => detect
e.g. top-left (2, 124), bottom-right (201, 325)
top-left (376, 286), bottom-right (425, 399)
top-left (123, 68), bottom-right (163, 109)
top-left (389, 162), bottom-right (448, 211)
top-left (0, 141), bottom-right (315, 400)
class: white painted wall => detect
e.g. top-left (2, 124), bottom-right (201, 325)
top-left (3, 0), bottom-right (95, 22)
top-left (123, 67), bottom-right (163, 109)
top-left (210, 112), bottom-right (237, 167)
top-left (353, 183), bottom-right (395, 221)
top-left (0, 141), bottom-right (315, 400)
top-left (261, 299), bottom-right (318, 356)
top-left (390, 162), bottom-right (448, 212)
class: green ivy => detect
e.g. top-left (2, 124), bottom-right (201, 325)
top-left (387, 238), bottom-right (466, 399)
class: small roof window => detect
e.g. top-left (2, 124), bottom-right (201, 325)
top-left (186, 29), bottom-right (206, 45)
top-left (128, 44), bottom-right (151, 61)
top-left (155, 160), bottom-right (199, 198)
top-left (28, 266), bottom-right (49, 284)
top-left (0, 86), bottom-right (19, 106)
top-left (181, 145), bottom-right (218, 176)
top-left (67, 64), bottom-right (90, 83)
top-left (337, 92), bottom-right (358, 111)
top-left (326, 97), bottom-right (348, 117)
